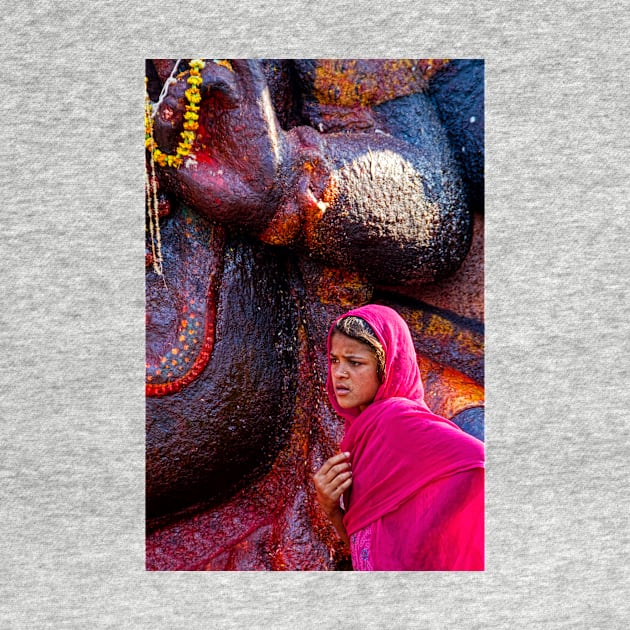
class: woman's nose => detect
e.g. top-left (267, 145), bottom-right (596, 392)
top-left (334, 363), bottom-right (348, 378)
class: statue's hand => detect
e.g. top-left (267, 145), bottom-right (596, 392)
top-left (152, 60), bottom-right (287, 229)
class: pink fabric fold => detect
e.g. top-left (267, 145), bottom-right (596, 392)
top-left (327, 304), bottom-right (485, 571)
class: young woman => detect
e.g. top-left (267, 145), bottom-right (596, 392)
top-left (314, 304), bottom-right (485, 570)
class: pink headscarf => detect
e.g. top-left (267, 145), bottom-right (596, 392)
top-left (327, 304), bottom-right (484, 570)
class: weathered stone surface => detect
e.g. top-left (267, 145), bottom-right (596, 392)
top-left (146, 208), bottom-right (297, 517)
top-left (410, 211), bottom-right (485, 322)
top-left (430, 58), bottom-right (485, 213)
top-left (152, 59), bottom-right (472, 285)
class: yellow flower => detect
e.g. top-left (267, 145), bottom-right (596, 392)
top-left (145, 59), bottom-right (206, 170)
top-left (185, 91), bottom-right (201, 104)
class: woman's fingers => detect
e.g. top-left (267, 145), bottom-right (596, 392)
top-left (326, 461), bottom-right (351, 481)
top-left (318, 453), bottom-right (351, 483)
top-left (314, 472), bottom-right (352, 516)
top-left (313, 452), bottom-right (353, 514)
top-left (320, 452), bottom-right (350, 474)
top-left (319, 469), bottom-right (351, 492)
top-left (315, 470), bottom-right (347, 495)
top-left (330, 475), bottom-right (353, 500)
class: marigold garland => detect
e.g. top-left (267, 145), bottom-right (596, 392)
top-left (145, 58), bottom-right (206, 169)
top-left (144, 59), bottom-right (231, 278)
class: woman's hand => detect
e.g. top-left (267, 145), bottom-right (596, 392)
top-left (314, 452), bottom-right (352, 517)
top-left (314, 452), bottom-right (352, 545)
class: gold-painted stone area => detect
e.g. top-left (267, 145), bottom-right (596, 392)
top-left (311, 59), bottom-right (450, 107)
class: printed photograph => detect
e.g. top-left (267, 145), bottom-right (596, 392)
top-left (144, 59), bottom-right (485, 571)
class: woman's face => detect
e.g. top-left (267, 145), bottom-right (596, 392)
top-left (329, 332), bottom-right (381, 412)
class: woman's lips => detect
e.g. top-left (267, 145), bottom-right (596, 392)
top-left (335, 384), bottom-right (350, 396)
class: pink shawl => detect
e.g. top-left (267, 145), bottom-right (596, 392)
top-left (327, 304), bottom-right (485, 570)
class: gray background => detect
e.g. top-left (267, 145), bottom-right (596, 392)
top-left (1, 1), bottom-right (629, 628)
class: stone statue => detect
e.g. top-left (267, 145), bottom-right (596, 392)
top-left (145, 58), bottom-right (484, 570)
